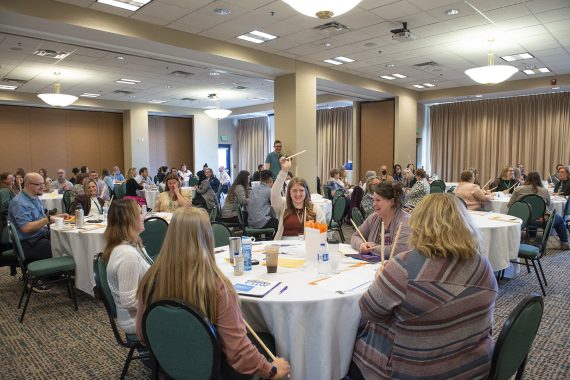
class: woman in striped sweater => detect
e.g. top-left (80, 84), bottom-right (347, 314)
top-left (350, 193), bottom-right (498, 380)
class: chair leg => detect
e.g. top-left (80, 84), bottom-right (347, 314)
top-left (68, 274), bottom-right (79, 311)
top-left (121, 347), bottom-right (136, 380)
top-left (338, 225), bottom-right (345, 243)
top-left (20, 278), bottom-right (35, 323)
top-left (65, 276), bottom-right (72, 299)
top-left (525, 258), bottom-right (531, 273)
top-left (536, 258), bottom-right (548, 287)
top-left (530, 260), bottom-right (546, 296)
top-left (18, 277), bottom-right (29, 309)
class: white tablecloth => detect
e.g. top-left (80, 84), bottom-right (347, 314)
top-left (180, 186), bottom-right (196, 199)
top-left (138, 189), bottom-right (159, 209)
top-left (469, 211), bottom-right (522, 271)
top-left (445, 182), bottom-right (459, 192)
top-left (50, 212), bottom-right (173, 295)
top-left (40, 191), bottom-right (64, 213)
top-left (215, 240), bottom-right (367, 380)
top-left (487, 195), bottom-right (566, 216)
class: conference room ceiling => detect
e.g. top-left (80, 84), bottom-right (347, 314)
top-left (1, 0), bottom-right (569, 110)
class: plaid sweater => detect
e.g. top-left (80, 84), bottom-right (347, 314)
top-left (353, 250), bottom-right (498, 380)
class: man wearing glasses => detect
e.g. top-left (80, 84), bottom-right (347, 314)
top-left (8, 173), bottom-right (69, 267)
top-left (265, 140), bottom-right (283, 180)
top-left (51, 168), bottom-right (73, 194)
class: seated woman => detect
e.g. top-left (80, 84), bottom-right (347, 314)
top-left (104, 199), bottom-right (151, 334)
top-left (455, 170), bottom-right (494, 211)
top-left (69, 179), bottom-right (105, 217)
top-left (0, 172), bottom-right (16, 238)
top-left (135, 208), bottom-right (290, 379)
top-left (39, 168), bottom-right (52, 189)
top-left (349, 193), bottom-right (498, 380)
top-left (404, 168), bottom-right (429, 209)
top-left (326, 168), bottom-right (346, 197)
top-left (221, 170), bottom-right (250, 224)
top-left (71, 173), bottom-right (89, 202)
top-left (360, 176), bottom-right (380, 219)
top-left (205, 167), bottom-right (221, 194)
top-left (124, 167), bottom-right (146, 206)
top-left (402, 168), bottom-right (414, 188)
top-left (271, 157), bottom-right (326, 240)
top-left (492, 166), bottom-right (517, 193)
top-left (193, 170), bottom-right (217, 212)
top-left (154, 173), bottom-right (191, 212)
top-left (508, 171), bottom-right (569, 250)
top-left (14, 172), bottom-right (24, 194)
top-left (392, 164), bottom-right (403, 183)
top-left (351, 182), bottom-right (410, 258)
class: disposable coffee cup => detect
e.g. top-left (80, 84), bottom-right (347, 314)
top-left (265, 245), bottom-right (279, 273)
top-left (53, 217), bottom-right (64, 229)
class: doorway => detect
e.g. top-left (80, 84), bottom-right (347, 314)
top-left (218, 144), bottom-right (231, 177)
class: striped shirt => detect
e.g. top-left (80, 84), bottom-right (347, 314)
top-left (353, 250), bottom-right (497, 380)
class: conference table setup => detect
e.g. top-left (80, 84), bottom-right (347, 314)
top-left (486, 194), bottom-right (567, 216)
top-left (40, 191), bottom-right (64, 213)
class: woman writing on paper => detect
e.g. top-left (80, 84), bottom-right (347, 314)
top-left (349, 194), bottom-right (497, 380)
top-left (350, 182), bottom-right (410, 258)
top-left (135, 208), bottom-right (290, 379)
top-left (271, 157), bottom-right (326, 239)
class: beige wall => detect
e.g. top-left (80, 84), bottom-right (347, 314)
top-left (148, 115), bottom-right (193, 174)
top-left (0, 105), bottom-right (123, 176)
top-left (360, 100), bottom-right (395, 180)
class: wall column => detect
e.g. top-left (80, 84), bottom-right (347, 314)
top-left (274, 62), bottom-right (317, 190)
top-left (192, 113), bottom-right (219, 174)
top-left (123, 104), bottom-right (150, 171)
top-left (394, 94), bottom-right (419, 168)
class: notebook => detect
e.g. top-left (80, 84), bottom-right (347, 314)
top-left (234, 279), bottom-right (282, 298)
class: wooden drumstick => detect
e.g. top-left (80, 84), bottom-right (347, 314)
top-left (243, 319), bottom-right (276, 360)
top-left (389, 222), bottom-right (403, 260)
top-left (350, 219), bottom-right (367, 242)
top-left (482, 178), bottom-right (493, 189)
top-left (286, 150), bottom-right (307, 159)
top-left (380, 221), bottom-right (385, 268)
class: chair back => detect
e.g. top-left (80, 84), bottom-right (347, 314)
top-left (430, 180), bottom-right (446, 193)
top-left (331, 196), bottom-right (346, 223)
top-left (142, 299), bottom-right (221, 380)
top-left (211, 222), bottom-right (231, 248)
top-left (538, 210), bottom-right (556, 255)
top-left (188, 177), bottom-right (199, 187)
top-left (63, 190), bottom-right (73, 213)
top-left (323, 186), bottom-right (331, 200)
top-left (332, 188), bottom-right (347, 202)
top-left (113, 183), bottom-right (126, 199)
top-left (6, 221), bottom-right (27, 272)
top-left (316, 176), bottom-right (322, 195)
top-left (349, 186), bottom-right (364, 212)
top-left (508, 201), bottom-right (532, 230)
top-left (235, 201), bottom-right (245, 228)
top-left (520, 194), bottom-right (546, 222)
top-left (140, 217), bottom-right (168, 261)
top-left (488, 294), bottom-right (544, 380)
top-left (351, 208), bottom-right (364, 227)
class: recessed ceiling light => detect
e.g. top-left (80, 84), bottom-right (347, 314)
top-left (249, 30), bottom-right (277, 40)
top-left (115, 78), bottom-right (141, 84)
top-left (248, 97), bottom-right (268, 101)
top-left (412, 84), bottom-right (425, 88)
top-left (500, 52), bottom-right (534, 62)
top-left (210, 72), bottom-right (221, 76)
top-left (324, 59), bottom-right (343, 65)
top-left (97, 0), bottom-right (152, 12)
top-left (115, 56), bottom-right (125, 60)
top-left (523, 69), bottom-right (535, 75)
top-left (237, 30), bottom-right (277, 44)
top-left (423, 83), bottom-right (435, 87)
top-left (445, 9), bottom-right (459, 16)
top-left (79, 93), bottom-right (101, 98)
top-left (475, 95), bottom-right (483, 98)
top-left (385, 64), bottom-right (396, 68)
top-left (323, 42), bottom-right (332, 47)
top-left (0, 84), bottom-right (18, 90)
top-left (334, 56), bottom-right (355, 63)
top-left (538, 67), bottom-right (550, 73)
top-left (502, 55), bottom-right (515, 62)
top-left (381, 75), bottom-right (395, 80)
top-left (148, 100), bottom-right (167, 104)
top-left (392, 73), bottom-right (407, 78)
top-left (214, 8), bottom-right (231, 16)
top-left (552, 87), bottom-right (560, 90)
top-left (236, 35), bottom-right (264, 44)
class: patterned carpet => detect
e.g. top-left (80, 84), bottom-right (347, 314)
top-left (1, 237), bottom-right (569, 379)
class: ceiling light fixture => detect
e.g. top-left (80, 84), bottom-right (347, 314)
top-left (79, 93), bottom-right (101, 98)
top-left (324, 56), bottom-right (356, 65)
top-left (282, 0), bottom-right (362, 19)
top-left (237, 30), bottom-right (277, 44)
top-left (204, 94), bottom-right (232, 120)
top-left (392, 73), bottom-right (407, 78)
top-left (423, 83), bottom-right (436, 87)
top-left (500, 52), bottom-right (534, 62)
top-left (324, 59), bottom-right (343, 65)
top-left (97, 0), bottom-right (152, 12)
top-left (214, 8), bottom-right (231, 16)
top-left (37, 73), bottom-right (78, 107)
top-left (465, 39), bottom-right (518, 85)
top-left (380, 75), bottom-right (395, 80)
top-left (148, 100), bottom-right (167, 104)
top-left (0, 84), bottom-right (18, 90)
top-left (334, 56), bottom-right (355, 63)
top-left (445, 9), bottom-right (459, 16)
top-left (412, 84), bottom-right (425, 89)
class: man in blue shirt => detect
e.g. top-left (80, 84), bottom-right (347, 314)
top-left (265, 140), bottom-right (283, 180)
top-left (112, 165), bottom-right (125, 182)
top-left (8, 172), bottom-right (68, 263)
top-left (247, 170), bottom-right (278, 229)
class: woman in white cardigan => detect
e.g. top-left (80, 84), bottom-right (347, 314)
top-left (103, 199), bottom-right (151, 334)
top-left (271, 157), bottom-right (326, 240)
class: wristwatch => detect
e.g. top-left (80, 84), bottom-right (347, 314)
top-left (46, 215), bottom-right (51, 224)
top-left (269, 365), bottom-right (277, 378)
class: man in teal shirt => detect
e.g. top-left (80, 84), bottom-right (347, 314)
top-left (265, 140), bottom-right (283, 180)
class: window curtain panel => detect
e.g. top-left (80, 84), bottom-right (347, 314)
top-left (317, 106), bottom-right (354, 185)
top-left (237, 116), bottom-right (272, 173)
top-left (429, 92), bottom-right (570, 183)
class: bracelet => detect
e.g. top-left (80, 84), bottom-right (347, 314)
top-left (47, 215), bottom-right (51, 224)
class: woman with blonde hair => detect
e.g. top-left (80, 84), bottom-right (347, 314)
top-left (271, 157), bottom-right (326, 239)
top-left (103, 199), bottom-right (151, 334)
top-left (135, 208), bottom-right (290, 379)
top-left (349, 194), bottom-right (497, 380)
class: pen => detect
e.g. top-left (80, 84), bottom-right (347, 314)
top-left (279, 286), bottom-right (288, 295)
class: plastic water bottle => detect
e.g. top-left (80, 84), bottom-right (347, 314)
top-left (242, 237), bottom-right (252, 271)
top-left (234, 252), bottom-right (244, 276)
top-left (102, 206), bottom-right (107, 221)
top-left (75, 203), bottom-right (84, 228)
top-left (317, 243), bottom-right (329, 274)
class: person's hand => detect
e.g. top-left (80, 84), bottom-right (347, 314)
top-left (359, 242), bottom-right (375, 253)
top-left (280, 157), bottom-right (291, 172)
top-left (173, 186), bottom-right (181, 195)
top-left (271, 357), bottom-right (291, 379)
top-left (503, 189), bottom-right (509, 195)
top-left (55, 213), bottom-right (69, 220)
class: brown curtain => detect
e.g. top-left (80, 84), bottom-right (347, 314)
top-left (317, 106), bottom-right (354, 184)
top-left (237, 116), bottom-right (272, 173)
top-left (429, 92), bottom-right (570, 183)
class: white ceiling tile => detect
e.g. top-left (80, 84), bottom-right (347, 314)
top-left (55, 0), bottom-right (94, 6)
top-left (358, 0), bottom-right (404, 11)
top-left (406, 0), bottom-right (460, 11)
top-left (130, 13), bottom-right (172, 26)
top-left (157, 0), bottom-right (211, 10)
top-left (333, 9), bottom-right (387, 29)
top-left (88, 2), bottom-right (134, 17)
top-left (369, 1), bottom-right (422, 20)
top-left (534, 7), bottom-right (570, 23)
top-left (525, 0), bottom-right (570, 14)
top-left (485, 3), bottom-right (532, 22)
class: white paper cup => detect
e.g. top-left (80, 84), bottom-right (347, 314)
top-left (53, 217), bottom-right (64, 228)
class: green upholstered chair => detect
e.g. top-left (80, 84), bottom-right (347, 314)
top-left (140, 216), bottom-right (168, 261)
top-left (328, 196), bottom-right (347, 242)
top-left (63, 190), bottom-right (73, 213)
top-left (520, 194), bottom-right (546, 239)
top-left (142, 299), bottom-right (221, 380)
top-left (188, 177), bottom-right (199, 187)
top-left (508, 201), bottom-right (532, 231)
top-left (0, 225), bottom-right (18, 276)
top-left (351, 207), bottom-right (364, 228)
top-left (211, 222), bottom-right (231, 248)
top-left (114, 183), bottom-right (126, 199)
top-left (93, 253), bottom-right (148, 379)
top-left (7, 221), bottom-right (77, 323)
top-left (510, 210), bottom-right (555, 296)
top-left (488, 294), bottom-right (544, 380)
top-left (430, 180), bottom-right (446, 193)
top-left (236, 201), bottom-right (274, 240)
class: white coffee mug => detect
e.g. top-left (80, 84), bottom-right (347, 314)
top-left (53, 217), bottom-right (64, 229)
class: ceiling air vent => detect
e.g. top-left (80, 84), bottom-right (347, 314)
top-left (413, 61), bottom-right (443, 73)
top-left (2, 77), bottom-right (28, 84)
top-left (314, 21), bottom-right (349, 32)
top-left (169, 70), bottom-right (194, 77)
top-left (181, 97), bottom-right (197, 101)
top-left (113, 90), bottom-right (134, 95)
top-left (33, 49), bottom-right (71, 59)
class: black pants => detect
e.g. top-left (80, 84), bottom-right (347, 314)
top-left (347, 360), bottom-right (366, 380)
top-left (21, 234), bottom-right (52, 264)
top-left (220, 332), bottom-right (276, 380)
top-left (262, 218), bottom-right (279, 230)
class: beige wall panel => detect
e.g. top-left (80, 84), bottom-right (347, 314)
top-left (29, 108), bottom-right (67, 176)
top-left (148, 116), bottom-right (193, 173)
top-left (96, 112), bottom-right (124, 173)
top-left (360, 100), bottom-right (395, 180)
top-left (66, 110), bottom-right (100, 171)
top-left (0, 105), bottom-right (32, 173)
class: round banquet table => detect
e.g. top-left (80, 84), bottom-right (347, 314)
top-left (468, 210), bottom-right (522, 271)
top-left (137, 189), bottom-right (160, 209)
top-left (486, 195), bottom-right (566, 216)
top-left (40, 191), bottom-right (64, 213)
top-left (445, 182), bottom-right (459, 192)
top-left (50, 212), bottom-right (173, 295)
top-left (215, 240), bottom-right (369, 380)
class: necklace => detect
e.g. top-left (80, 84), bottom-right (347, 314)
top-left (295, 208), bottom-right (304, 225)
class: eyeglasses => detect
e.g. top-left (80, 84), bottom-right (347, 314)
top-left (57, 172), bottom-right (64, 175)
top-left (274, 145), bottom-right (282, 148)
top-left (29, 182), bottom-right (44, 186)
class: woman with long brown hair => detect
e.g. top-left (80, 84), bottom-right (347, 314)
top-left (135, 208), bottom-right (290, 379)
top-left (153, 173), bottom-right (191, 212)
top-left (221, 170), bottom-right (250, 224)
top-left (103, 199), bottom-right (151, 334)
top-left (270, 157), bottom-right (326, 239)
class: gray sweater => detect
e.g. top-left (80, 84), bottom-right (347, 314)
top-left (221, 185), bottom-right (248, 219)
top-left (507, 185), bottom-right (551, 211)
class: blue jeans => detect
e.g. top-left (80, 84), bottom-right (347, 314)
top-left (530, 214), bottom-right (568, 242)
